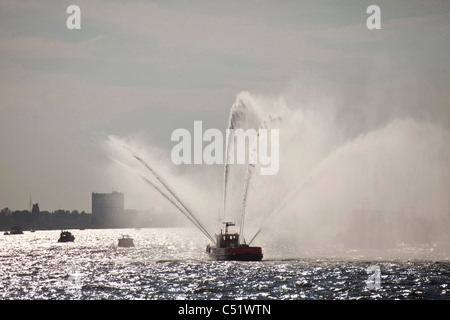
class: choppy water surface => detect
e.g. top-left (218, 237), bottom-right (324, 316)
top-left (1, 228), bottom-right (449, 300)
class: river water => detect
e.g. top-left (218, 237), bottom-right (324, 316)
top-left (1, 228), bottom-right (449, 300)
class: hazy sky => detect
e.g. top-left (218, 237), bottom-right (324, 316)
top-left (1, 0), bottom-right (449, 212)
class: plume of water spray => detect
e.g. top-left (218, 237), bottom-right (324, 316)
top-left (238, 130), bottom-right (258, 242)
top-left (249, 118), bottom-right (450, 252)
top-left (109, 136), bottom-right (216, 244)
top-left (114, 157), bottom-right (211, 239)
top-left (105, 88), bottom-right (450, 259)
top-left (222, 92), bottom-right (262, 224)
top-left (138, 174), bottom-right (215, 242)
top-left (239, 115), bottom-right (281, 243)
top-left (248, 145), bottom-right (341, 245)
top-left (222, 115), bottom-right (233, 223)
top-left (245, 120), bottom-right (377, 245)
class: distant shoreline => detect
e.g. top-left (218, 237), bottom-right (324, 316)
top-left (0, 207), bottom-right (188, 232)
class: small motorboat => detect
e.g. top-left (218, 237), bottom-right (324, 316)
top-left (9, 226), bottom-right (23, 235)
top-left (118, 235), bottom-right (134, 247)
top-left (58, 230), bottom-right (75, 242)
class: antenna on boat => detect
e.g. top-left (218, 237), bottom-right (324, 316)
top-left (223, 221), bottom-right (235, 234)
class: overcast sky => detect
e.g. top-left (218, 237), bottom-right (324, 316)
top-left (1, 0), bottom-right (449, 212)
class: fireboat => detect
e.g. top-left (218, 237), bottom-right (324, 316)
top-left (206, 222), bottom-right (263, 261)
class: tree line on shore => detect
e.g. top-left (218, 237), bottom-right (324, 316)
top-left (0, 205), bottom-right (91, 231)
top-left (0, 204), bottom-right (186, 231)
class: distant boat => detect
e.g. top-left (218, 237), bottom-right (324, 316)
top-left (9, 226), bottom-right (23, 235)
top-left (58, 230), bottom-right (75, 242)
top-left (118, 235), bottom-right (134, 247)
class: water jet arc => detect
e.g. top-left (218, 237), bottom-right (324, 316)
top-left (118, 141), bottom-right (216, 244)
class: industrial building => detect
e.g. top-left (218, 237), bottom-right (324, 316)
top-left (91, 191), bottom-right (124, 227)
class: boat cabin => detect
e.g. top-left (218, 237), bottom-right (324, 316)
top-left (216, 232), bottom-right (239, 248)
top-left (215, 222), bottom-right (240, 248)
top-left (118, 235), bottom-right (134, 247)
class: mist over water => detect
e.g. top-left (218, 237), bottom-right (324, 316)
top-left (106, 90), bottom-right (450, 260)
top-left (258, 118), bottom-right (450, 259)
